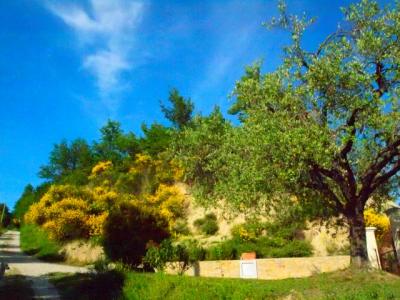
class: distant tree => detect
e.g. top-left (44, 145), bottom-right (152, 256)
top-left (39, 139), bottom-right (94, 185)
top-left (175, 0), bottom-right (400, 268)
top-left (0, 203), bottom-right (11, 227)
top-left (13, 183), bottom-right (51, 225)
top-left (140, 123), bottom-right (173, 156)
top-left (94, 120), bottom-right (140, 164)
top-left (161, 88), bottom-right (194, 130)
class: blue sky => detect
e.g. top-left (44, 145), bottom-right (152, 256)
top-left (0, 0), bottom-right (390, 208)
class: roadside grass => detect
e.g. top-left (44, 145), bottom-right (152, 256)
top-left (20, 224), bottom-right (64, 262)
top-left (0, 227), bottom-right (7, 235)
top-left (49, 268), bottom-right (400, 300)
top-left (0, 274), bottom-right (34, 299)
top-left (50, 270), bottom-right (124, 300)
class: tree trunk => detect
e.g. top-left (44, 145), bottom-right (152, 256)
top-left (347, 205), bottom-right (369, 268)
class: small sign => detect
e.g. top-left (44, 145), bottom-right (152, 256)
top-left (240, 259), bottom-right (258, 279)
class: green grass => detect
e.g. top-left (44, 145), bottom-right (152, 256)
top-left (20, 224), bottom-right (64, 262)
top-left (49, 268), bottom-right (400, 300)
top-left (0, 274), bottom-right (34, 299)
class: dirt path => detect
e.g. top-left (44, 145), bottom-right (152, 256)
top-left (0, 230), bottom-right (88, 299)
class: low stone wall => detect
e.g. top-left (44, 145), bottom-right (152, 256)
top-left (165, 256), bottom-right (350, 280)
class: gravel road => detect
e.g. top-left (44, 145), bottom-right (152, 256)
top-left (0, 230), bottom-right (88, 299)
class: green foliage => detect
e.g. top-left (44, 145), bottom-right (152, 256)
top-left (140, 123), bottom-right (173, 156)
top-left (193, 213), bottom-right (219, 235)
top-left (172, 107), bottom-right (233, 208)
top-left (49, 269), bottom-right (400, 300)
top-left (13, 183), bottom-right (50, 226)
top-left (171, 219), bottom-right (190, 236)
top-left (205, 237), bottom-right (312, 261)
top-left (93, 120), bottom-right (140, 164)
top-left (206, 218), bottom-right (310, 260)
top-left (172, 1), bottom-right (400, 263)
top-left (144, 239), bottom-right (205, 274)
top-left (102, 201), bottom-right (170, 266)
top-left (161, 88), bottom-right (194, 130)
top-left (20, 224), bottom-right (63, 262)
top-left (118, 269), bottom-right (400, 300)
top-left (39, 139), bottom-right (94, 185)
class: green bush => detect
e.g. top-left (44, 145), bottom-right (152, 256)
top-left (205, 237), bottom-right (312, 260)
top-left (193, 213), bottom-right (219, 235)
top-left (172, 219), bottom-right (190, 235)
top-left (20, 224), bottom-right (63, 262)
top-left (144, 239), bottom-right (205, 274)
top-left (102, 201), bottom-right (170, 266)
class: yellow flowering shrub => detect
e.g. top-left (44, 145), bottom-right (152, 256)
top-left (24, 184), bottom-right (111, 241)
top-left (91, 161), bottom-right (113, 176)
top-left (145, 184), bottom-right (187, 232)
top-left (24, 153), bottom-right (187, 242)
top-left (45, 197), bottom-right (88, 220)
top-left (24, 202), bottom-right (46, 225)
top-left (43, 209), bottom-right (88, 240)
top-left (86, 212), bottom-right (109, 237)
top-left (90, 187), bottom-right (119, 212)
top-left (364, 208), bottom-right (390, 241)
top-left (231, 224), bottom-right (257, 241)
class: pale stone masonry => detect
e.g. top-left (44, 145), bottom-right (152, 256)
top-left (166, 256), bottom-right (351, 280)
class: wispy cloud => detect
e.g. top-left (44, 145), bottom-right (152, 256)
top-left (46, 0), bottom-right (146, 119)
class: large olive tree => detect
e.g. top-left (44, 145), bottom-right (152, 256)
top-left (175, 0), bottom-right (400, 267)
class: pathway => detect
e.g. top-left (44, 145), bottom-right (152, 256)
top-left (0, 230), bottom-right (88, 299)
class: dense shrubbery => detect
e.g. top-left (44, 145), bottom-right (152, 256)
top-left (205, 219), bottom-right (312, 260)
top-left (144, 239), bottom-right (205, 273)
top-left (205, 237), bottom-right (312, 260)
top-left (193, 213), bottom-right (219, 235)
top-left (24, 184), bottom-right (113, 240)
top-left (23, 153), bottom-right (187, 245)
top-left (103, 201), bottom-right (170, 266)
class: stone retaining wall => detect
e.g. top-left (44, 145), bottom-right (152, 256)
top-left (165, 256), bottom-right (350, 280)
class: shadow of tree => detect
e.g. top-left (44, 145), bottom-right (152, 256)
top-left (0, 274), bottom-right (34, 299)
top-left (49, 270), bottom-right (125, 300)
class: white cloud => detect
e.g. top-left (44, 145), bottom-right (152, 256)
top-left (47, 0), bottom-right (146, 118)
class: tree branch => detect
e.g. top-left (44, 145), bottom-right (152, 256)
top-left (309, 165), bottom-right (345, 213)
top-left (340, 108), bottom-right (360, 159)
top-left (371, 159), bottom-right (400, 191)
top-left (375, 61), bottom-right (386, 97)
top-left (359, 138), bottom-right (400, 202)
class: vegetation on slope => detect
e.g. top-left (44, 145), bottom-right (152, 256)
top-left (20, 224), bottom-right (63, 262)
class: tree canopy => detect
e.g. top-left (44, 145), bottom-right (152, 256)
top-left (174, 0), bottom-right (400, 267)
top-left (161, 88), bottom-right (194, 130)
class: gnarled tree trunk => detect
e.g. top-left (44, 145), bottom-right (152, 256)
top-left (346, 203), bottom-right (369, 268)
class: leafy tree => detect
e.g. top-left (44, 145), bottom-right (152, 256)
top-left (175, 0), bottom-right (400, 267)
top-left (172, 107), bottom-right (232, 207)
top-left (140, 123), bottom-right (173, 156)
top-left (94, 120), bottom-right (140, 164)
top-left (161, 88), bottom-right (194, 130)
top-left (39, 139), bottom-right (94, 185)
top-left (13, 183), bottom-right (51, 225)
